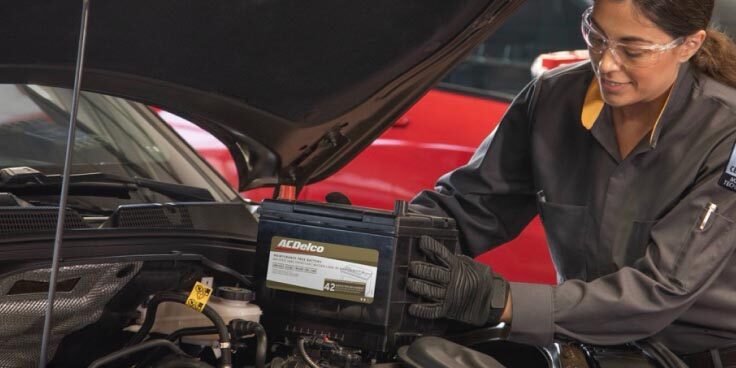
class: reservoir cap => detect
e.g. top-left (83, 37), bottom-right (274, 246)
top-left (216, 286), bottom-right (255, 302)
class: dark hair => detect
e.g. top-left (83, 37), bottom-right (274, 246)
top-left (631, 0), bottom-right (736, 87)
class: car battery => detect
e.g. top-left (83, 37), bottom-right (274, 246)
top-left (254, 199), bottom-right (458, 353)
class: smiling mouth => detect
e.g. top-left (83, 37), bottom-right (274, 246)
top-left (602, 79), bottom-right (630, 87)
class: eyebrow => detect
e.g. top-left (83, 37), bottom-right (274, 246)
top-left (590, 16), bottom-right (655, 44)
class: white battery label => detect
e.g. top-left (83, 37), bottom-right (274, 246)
top-left (266, 236), bottom-right (378, 303)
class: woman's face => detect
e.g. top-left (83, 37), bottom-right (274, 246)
top-left (590, 0), bottom-right (688, 107)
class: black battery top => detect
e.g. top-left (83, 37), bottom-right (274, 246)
top-left (259, 199), bottom-right (456, 236)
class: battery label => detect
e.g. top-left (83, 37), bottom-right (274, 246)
top-left (266, 236), bottom-right (378, 303)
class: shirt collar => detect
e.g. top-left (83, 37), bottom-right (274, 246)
top-left (580, 63), bottom-right (694, 149)
top-left (581, 78), bottom-right (604, 130)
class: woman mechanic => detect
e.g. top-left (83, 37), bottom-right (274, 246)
top-left (405, 0), bottom-right (736, 366)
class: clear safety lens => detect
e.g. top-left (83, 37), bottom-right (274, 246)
top-left (580, 7), bottom-right (683, 68)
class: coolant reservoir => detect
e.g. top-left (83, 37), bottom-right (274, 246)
top-left (140, 286), bottom-right (262, 345)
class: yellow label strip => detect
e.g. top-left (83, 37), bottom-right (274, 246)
top-left (185, 281), bottom-right (213, 313)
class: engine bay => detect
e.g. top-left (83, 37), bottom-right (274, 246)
top-left (0, 199), bottom-right (463, 368)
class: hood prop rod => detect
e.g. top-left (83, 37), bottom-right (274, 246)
top-left (38, 0), bottom-right (90, 366)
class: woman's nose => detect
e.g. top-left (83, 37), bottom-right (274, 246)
top-left (598, 48), bottom-right (622, 73)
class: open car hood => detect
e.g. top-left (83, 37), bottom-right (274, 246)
top-left (0, 0), bottom-right (524, 191)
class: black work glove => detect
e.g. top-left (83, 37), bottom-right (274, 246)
top-left (407, 236), bottom-right (509, 326)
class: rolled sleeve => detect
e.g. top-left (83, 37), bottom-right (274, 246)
top-left (507, 282), bottom-right (555, 346)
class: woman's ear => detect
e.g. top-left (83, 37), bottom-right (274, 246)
top-left (679, 30), bottom-right (707, 62)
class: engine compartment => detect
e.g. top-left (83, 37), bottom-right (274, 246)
top-left (34, 258), bottom-right (404, 368)
top-left (0, 200), bottom-right (461, 367)
top-left (16, 255), bottom-right (540, 368)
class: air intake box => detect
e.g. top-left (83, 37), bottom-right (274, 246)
top-left (255, 199), bottom-right (458, 352)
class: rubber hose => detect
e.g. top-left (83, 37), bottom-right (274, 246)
top-left (297, 338), bottom-right (320, 368)
top-left (167, 326), bottom-right (221, 342)
top-left (88, 339), bottom-right (186, 368)
top-left (154, 356), bottom-right (215, 368)
top-left (200, 257), bottom-right (253, 288)
top-left (230, 319), bottom-right (267, 368)
top-left (137, 326), bottom-right (222, 368)
top-left (126, 292), bottom-right (232, 368)
top-left (252, 323), bottom-right (267, 368)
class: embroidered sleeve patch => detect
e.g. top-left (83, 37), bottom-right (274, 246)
top-left (719, 141), bottom-right (736, 192)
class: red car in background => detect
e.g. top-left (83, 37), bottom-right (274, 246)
top-left (160, 0), bottom-right (593, 284)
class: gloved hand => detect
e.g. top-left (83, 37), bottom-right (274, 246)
top-left (407, 236), bottom-right (509, 326)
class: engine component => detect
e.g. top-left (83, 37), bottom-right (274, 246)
top-left (128, 292), bottom-right (232, 368)
top-left (0, 262), bottom-right (141, 367)
top-left (142, 319), bottom-right (268, 368)
top-left (229, 319), bottom-right (268, 368)
top-left (256, 199), bottom-right (458, 353)
top-left (298, 337), bottom-right (321, 368)
top-left (152, 355), bottom-right (216, 368)
top-left (138, 285), bottom-right (261, 345)
top-left (165, 326), bottom-right (221, 342)
top-left (88, 339), bottom-right (189, 368)
top-left (305, 336), bottom-right (362, 368)
top-left (269, 336), bottom-right (366, 368)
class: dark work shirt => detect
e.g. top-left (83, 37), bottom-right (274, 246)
top-left (411, 61), bottom-right (736, 354)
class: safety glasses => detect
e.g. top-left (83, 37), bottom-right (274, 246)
top-left (581, 7), bottom-right (684, 68)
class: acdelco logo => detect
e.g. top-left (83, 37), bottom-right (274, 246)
top-left (276, 239), bottom-right (325, 253)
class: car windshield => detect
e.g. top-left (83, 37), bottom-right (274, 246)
top-left (0, 84), bottom-right (238, 212)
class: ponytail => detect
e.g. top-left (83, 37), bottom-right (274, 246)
top-left (691, 29), bottom-right (736, 88)
top-left (627, 0), bottom-right (736, 87)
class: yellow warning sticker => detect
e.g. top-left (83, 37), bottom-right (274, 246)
top-left (185, 281), bottom-right (213, 312)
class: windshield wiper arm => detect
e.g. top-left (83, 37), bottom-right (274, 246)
top-left (55, 172), bottom-right (214, 202)
top-left (1, 181), bottom-right (136, 199)
top-left (0, 167), bottom-right (214, 202)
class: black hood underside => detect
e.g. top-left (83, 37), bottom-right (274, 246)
top-left (0, 0), bottom-right (523, 189)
